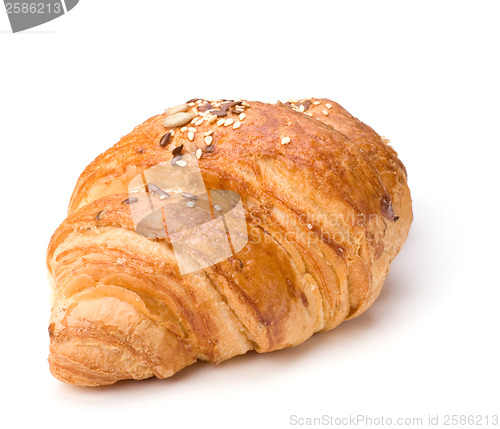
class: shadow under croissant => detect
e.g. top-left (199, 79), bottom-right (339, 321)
top-left (54, 270), bottom-right (407, 399)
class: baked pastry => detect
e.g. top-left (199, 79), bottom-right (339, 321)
top-left (47, 98), bottom-right (412, 386)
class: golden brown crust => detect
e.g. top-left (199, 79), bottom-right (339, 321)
top-left (48, 98), bottom-right (412, 386)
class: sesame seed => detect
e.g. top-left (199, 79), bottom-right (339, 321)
top-left (307, 223), bottom-right (313, 229)
top-left (207, 115), bottom-right (217, 124)
top-left (181, 127), bottom-right (187, 132)
top-left (196, 148), bottom-right (202, 159)
top-left (233, 121), bottom-right (241, 129)
top-left (194, 119), bottom-right (204, 126)
top-left (204, 135), bottom-right (213, 145)
top-left (189, 127), bottom-right (197, 133)
top-left (186, 201), bottom-right (195, 208)
top-left (171, 155), bottom-right (181, 166)
top-left (214, 204), bottom-right (222, 211)
top-left (188, 102), bottom-right (196, 107)
top-left (224, 118), bottom-right (234, 126)
top-left (191, 117), bottom-right (199, 124)
top-left (299, 104), bottom-right (305, 112)
top-left (188, 131), bottom-right (195, 141)
top-left (326, 103), bottom-right (332, 109)
top-left (313, 100), bottom-right (320, 105)
top-left (175, 160), bottom-right (187, 167)
top-left (238, 113), bottom-right (246, 121)
top-left (204, 130), bottom-right (214, 136)
top-left (281, 136), bottom-right (291, 145)
top-left (322, 110), bottom-right (329, 116)
top-left (242, 101), bottom-right (250, 107)
top-left (217, 118), bottom-right (225, 126)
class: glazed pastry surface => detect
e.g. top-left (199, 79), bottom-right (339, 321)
top-left (47, 98), bottom-right (412, 386)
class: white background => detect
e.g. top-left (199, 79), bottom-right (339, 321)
top-left (1, 1), bottom-right (499, 428)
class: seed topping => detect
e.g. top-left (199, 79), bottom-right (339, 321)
top-left (210, 109), bottom-right (228, 117)
top-left (148, 183), bottom-right (170, 199)
top-left (159, 132), bottom-right (172, 148)
top-left (95, 210), bottom-right (106, 220)
top-left (171, 155), bottom-right (187, 167)
top-left (162, 98), bottom-right (251, 146)
top-left (197, 103), bottom-right (214, 112)
top-left (164, 103), bottom-right (189, 116)
top-left (122, 197), bottom-right (138, 205)
top-left (164, 112), bottom-right (196, 128)
top-left (181, 192), bottom-right (198, 201)
top-left (172, 144), bottom-right (184, 156)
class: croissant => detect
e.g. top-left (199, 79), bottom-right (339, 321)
top-left (47, 98), bottom-right (412, 386)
